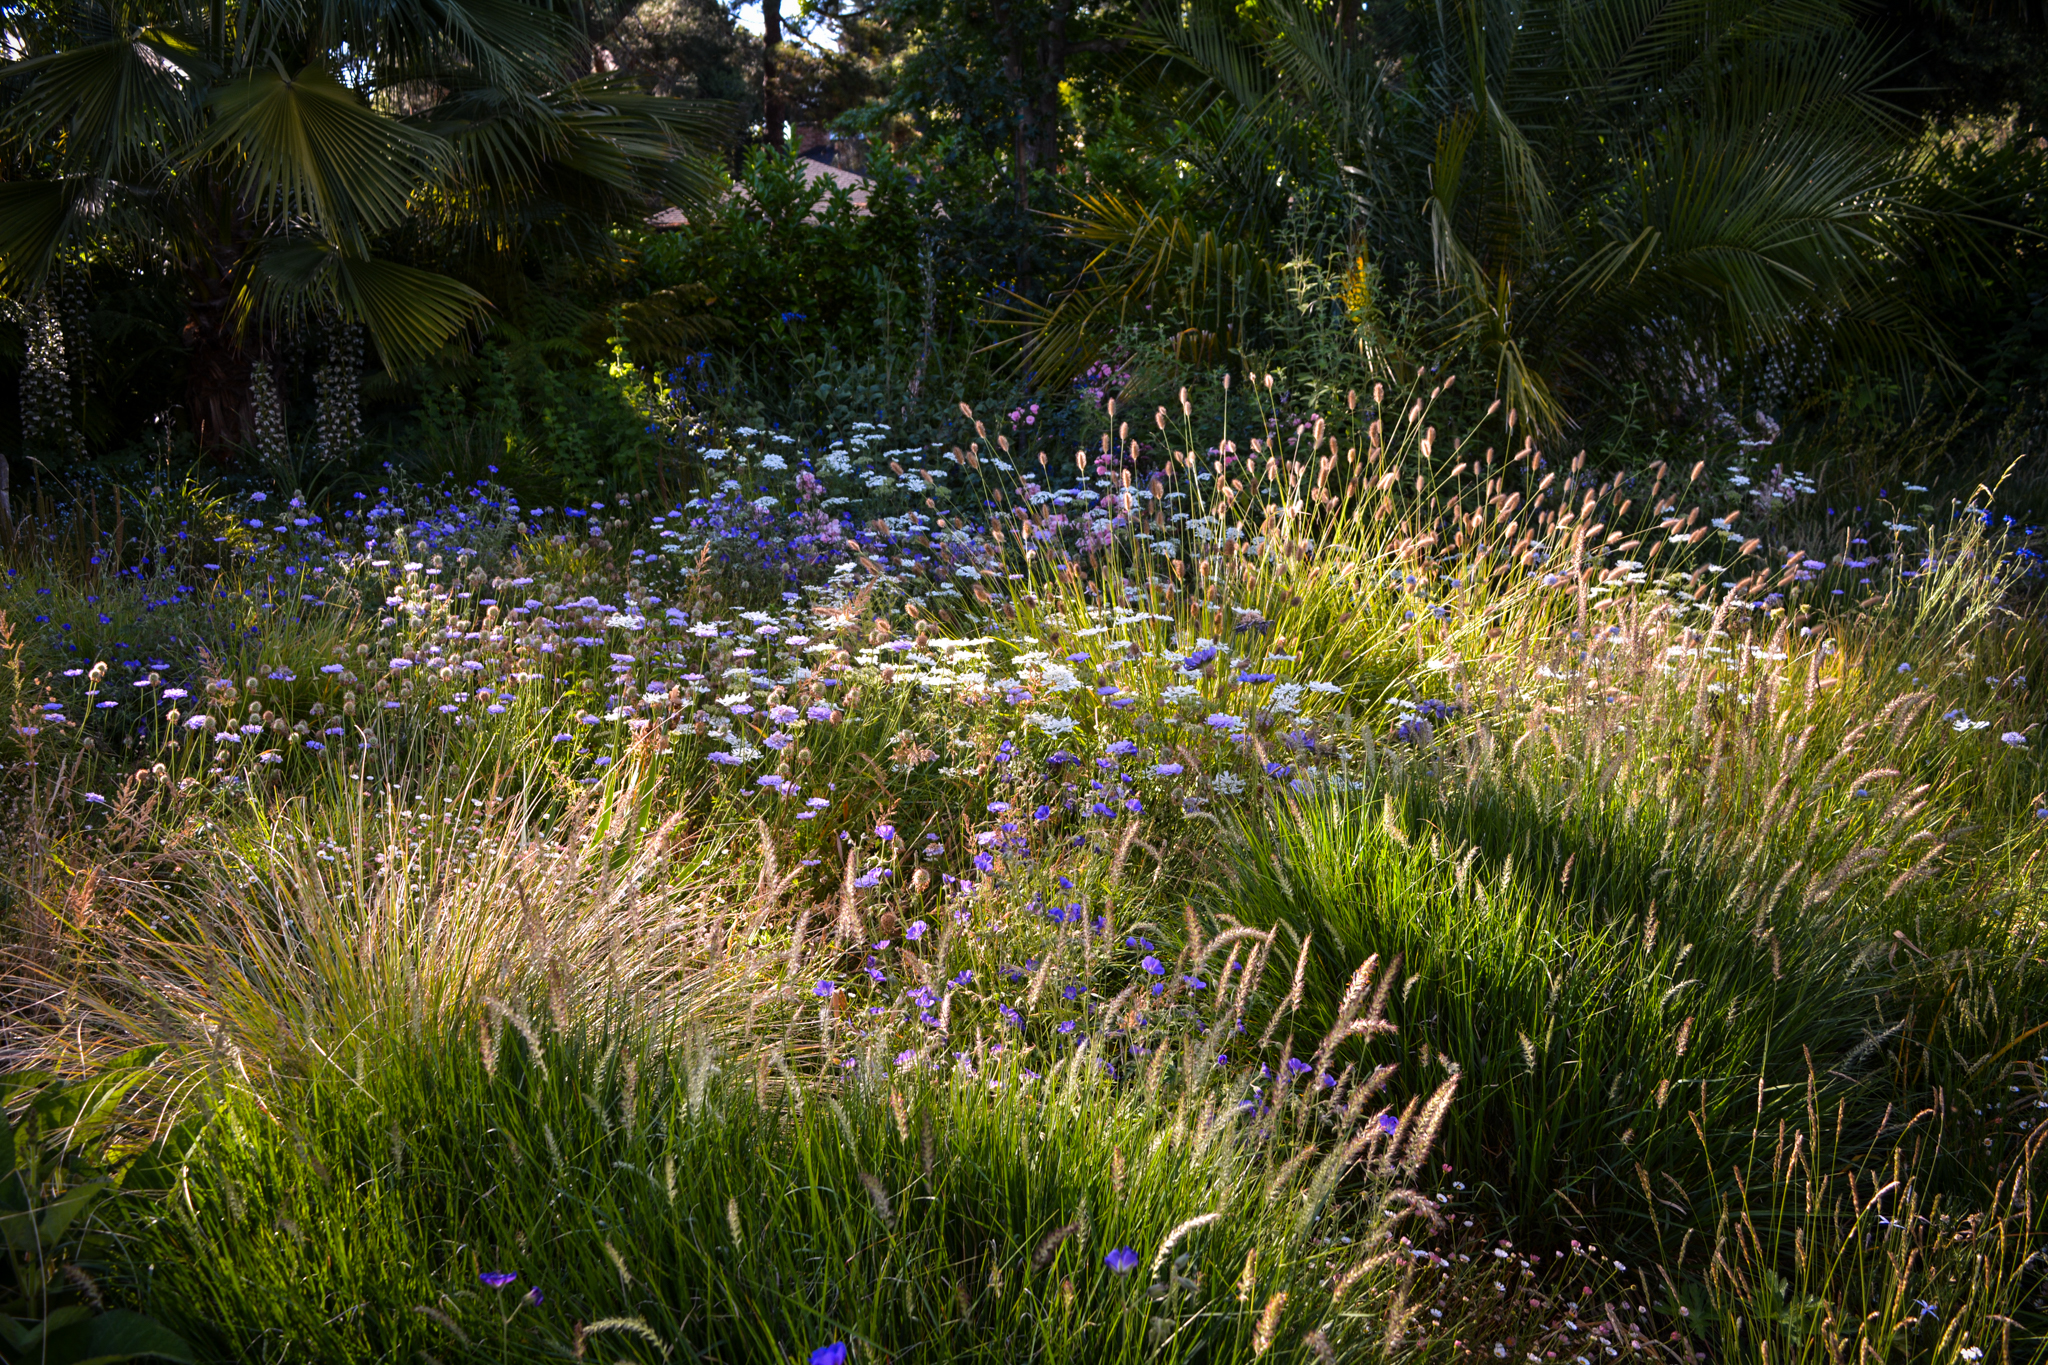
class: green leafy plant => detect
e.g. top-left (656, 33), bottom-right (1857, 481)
top-left (1018, 0), bottom-right (2005, 435)
top-left (1, 1051), bottom-right (190, 1365)
top-left (0, 0), bottom-right (729, 449)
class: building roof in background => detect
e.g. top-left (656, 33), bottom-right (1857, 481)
top-left (647, 158), bottom-right (869, 229)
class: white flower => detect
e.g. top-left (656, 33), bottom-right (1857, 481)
top-left (1025, 712), bottom-right (1080, 736)
top-left (760, 453), bottom-right (788, 472)
top-left (1161, 684), bottom-right (1203, 705)
top-left (1040, 663), bottom-right (1084, 692)
top-left (1211, 772), bottom-right (1247, 795)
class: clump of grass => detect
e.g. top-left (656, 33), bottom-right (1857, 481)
top-left (5, 762), bottom-right (748, 1084)
top-left (120, 994), bottom-right (1452, 1363)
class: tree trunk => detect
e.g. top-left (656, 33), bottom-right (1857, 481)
top-left (180, 176), bottom-right (253, 455)
top-left (762, 0), bottom-right (784, 148)
top-left (1032, 5), bottom-right (1069, 175)
top-left (994, 0), bottom-right (1032, 296)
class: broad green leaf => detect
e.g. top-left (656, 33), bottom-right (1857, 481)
top-left (246, 239), bottom-right (490, 362)
top-left (203, 64), bottom-right (442, 252)
top-left (1, 30), bottom-right (196, 176)
top-left (0, 180), bottom-right (88, 297)
top-left (61, 1309), bottom-right (196, 1364)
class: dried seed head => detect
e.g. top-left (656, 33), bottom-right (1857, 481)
top-left (1252, 1291), bottom-right (1288, 1356)
top-left (860, 1172), bottom-right (895, 1229)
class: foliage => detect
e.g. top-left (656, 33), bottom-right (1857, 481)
top-left (0, 0), bottom-right (729, 450)
top-left (1016, 0), bottom-right (2011, 438)
top-left (2, 1053), bottom-right (191, 1364)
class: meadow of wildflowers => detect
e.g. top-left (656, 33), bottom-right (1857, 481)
top-left (1, 367), bottom-right (2044, 1363)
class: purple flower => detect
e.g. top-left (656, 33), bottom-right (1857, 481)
top-left (1378, 1113), bottom-right (1400, 1135)
top-left (1104, 1247), bottom-right (1140, 1274)
top-left (480, 1271), bottom-right (518, 1288)
top-left (2002, 731), bottom-right (2029, 746)
top-left (876, 823), bottom-right (896, 841)
top-left (1139, 956), bottom-right (1165, 975)
top-left (814, 979), bottom-right (837, 998)
top-left (906, 920), bottom-right (928, 941)
top-left (1153, 763), bottom-right (1183, 777)
top-left (810, 1345), bottom-right (849, 1365)
top-left (525, 1286), bottom-right (544, 1305)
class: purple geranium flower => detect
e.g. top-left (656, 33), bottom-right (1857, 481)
top-left (1104, 1247), bottom-right (1140, 1274)
top-left (480, 1271), bottom-right (518, 1288)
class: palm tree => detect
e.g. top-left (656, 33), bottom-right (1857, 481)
top-left (0, 0), bottom-right (729, 448)
top-left (1018, 0), bottom-right (1982, 435)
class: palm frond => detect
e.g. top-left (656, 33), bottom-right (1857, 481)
top-left (0, 179), bottom-right (92, 297)
top-left (202, 63), bottom-right (444, 252)
top-left (2, 26), bottom-right (200, 177)
top-left (242, 237), bottom-right (490, 361)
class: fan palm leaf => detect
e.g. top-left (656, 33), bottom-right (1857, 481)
top-left (0, 0), bottom-right (733, 446)
top-left (1021, 0), bottom-right (1972, 435)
